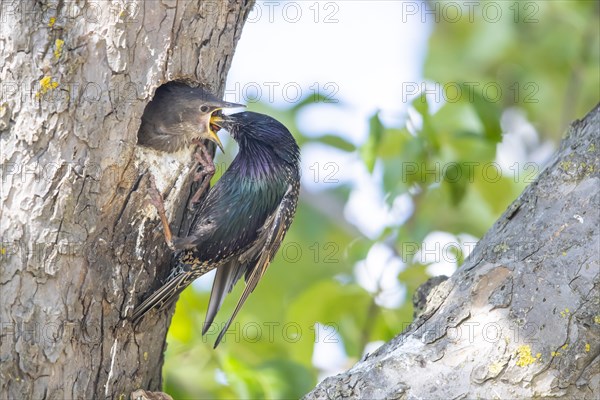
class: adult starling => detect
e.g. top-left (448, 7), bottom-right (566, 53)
top-left (137, 81), bottom-right (244, 207)
top-left (133, 111), bottom-right (301, 347)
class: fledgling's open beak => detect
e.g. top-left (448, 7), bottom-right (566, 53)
top-left (206, 113), bottom-right (225, 153)
top-left (206, 101), bottom-right (244, 152)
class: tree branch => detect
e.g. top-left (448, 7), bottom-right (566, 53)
top-left (304, 104), bottom-right (600, 399)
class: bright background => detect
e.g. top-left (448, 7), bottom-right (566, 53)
top-left (164, 1), bottom-right (599, 398)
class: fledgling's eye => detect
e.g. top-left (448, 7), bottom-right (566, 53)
top-left (200, 105), bottom-right (210, 113)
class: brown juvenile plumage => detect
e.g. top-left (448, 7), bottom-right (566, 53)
top-left (137, 82), bottom-right (243, 153)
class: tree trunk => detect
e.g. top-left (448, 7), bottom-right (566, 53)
top-left (0, 1), bottom-right (254, 398)
top-left (305, 105), bottom-right (600, 399)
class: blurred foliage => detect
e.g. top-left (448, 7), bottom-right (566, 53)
top-left (425, 0), bottom-right (599, 140)
top-left (164, 1), bottom-right (599, 398)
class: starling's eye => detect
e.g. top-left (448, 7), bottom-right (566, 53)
top-left (200, 105), bottom-right (210, 113)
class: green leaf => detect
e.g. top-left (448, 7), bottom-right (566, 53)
top-left (313, 134), bottom-right (356, 152)
top-left (459, 82), bottom-right (503, 143)
top-left (442, 162), bottom-right (469, 206)
top-left (360, 111), bottom-right (385, 173)
top-left (290, 93), bottom-right (343, 113)
top-left (411, 92), bottom-right (429, 116)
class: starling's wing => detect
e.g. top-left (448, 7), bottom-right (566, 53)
top-left (172, 219), bottom-right (217, 250)
top-left (201, 199), bottom-right (280, 337)
top-left (213, 184), bottom-right (296, 347)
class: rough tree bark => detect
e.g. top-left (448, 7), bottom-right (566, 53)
top-left (0, 1), bottom-right (254, 398)
top-left (305, 105), bottom-right (600, 399)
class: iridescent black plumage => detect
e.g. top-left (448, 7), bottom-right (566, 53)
top-left (132, 112), bottom-right (301, 347)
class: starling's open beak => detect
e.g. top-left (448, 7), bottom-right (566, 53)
top-left (209, 112), bottom-right (236, 143)
top-left (206, 101), bottom-right (244, 152)
top-left (213, 100), bottom-right (245, 109)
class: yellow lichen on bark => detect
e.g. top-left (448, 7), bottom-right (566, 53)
top-left (515, 345), bottom-right (541, 367)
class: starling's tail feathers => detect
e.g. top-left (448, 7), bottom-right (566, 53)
top-left (131, 272), bottom-right (193, 323)
top-left (202, 261), bottom-right (246, 335)
top-left (213, 257), bottom-right (269, 347)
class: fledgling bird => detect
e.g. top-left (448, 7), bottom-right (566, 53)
top-left (137, 82), bottom-right (244, 207)
top-left (138, 81), bottom-right (243, 153)
top-left (133, 111), bottom-right (301, 347)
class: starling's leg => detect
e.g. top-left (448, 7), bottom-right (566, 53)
top-left (148, 176), bottom-right (176, 250)
top-left (188, 142), bottom-right (216, 210)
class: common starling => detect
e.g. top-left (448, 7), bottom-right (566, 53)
top-left (133, 111), bottom-right (301, 347)
top-left (137, 82), bottom-right (244, 207)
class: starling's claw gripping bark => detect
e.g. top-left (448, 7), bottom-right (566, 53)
top-left (188, 144), bottom-right (216, 210)
top-left (148, 175), bottom-right (176, 250)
